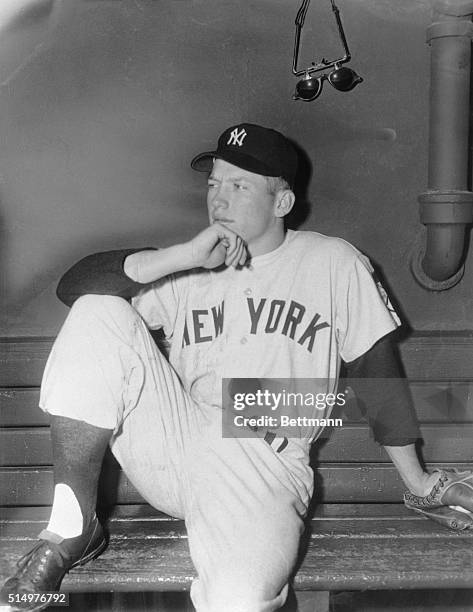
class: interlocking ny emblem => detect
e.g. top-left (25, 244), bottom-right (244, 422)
top-left (227, 127), bottom-right (247, 147)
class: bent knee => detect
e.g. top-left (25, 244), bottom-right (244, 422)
top-left (70, 294), bottom-right (137, 321)
top-left (72, 293), bottom-right (130, 312)
top-left (65, 295), bottom-right (141, 336)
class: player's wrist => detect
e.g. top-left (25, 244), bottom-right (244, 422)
top-left (179, 240), bottom-right (199, 270)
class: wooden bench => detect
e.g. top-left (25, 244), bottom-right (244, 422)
top-left (2, 333), bottom-right (473, 611)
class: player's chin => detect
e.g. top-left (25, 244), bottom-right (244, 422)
top-left (212, 219), bottom-right (233, 228)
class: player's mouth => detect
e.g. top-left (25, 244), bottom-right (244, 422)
top-left (212, 217), bottom-right (233, 224)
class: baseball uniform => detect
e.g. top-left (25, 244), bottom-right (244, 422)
top-left (39, 228), bottom-right (399, 611)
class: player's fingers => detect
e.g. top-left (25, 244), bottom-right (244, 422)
top-left (228, 241), bottom-right (247, 268)
top-left (225, 239), bottom-right (242, 267)
top-left (214, 222), bottom-right (240, 243)
top-left (230, 236), bottom-right (243, 255)
top-left (216, 224), bottom-right (246, 256)
top-left (225, 245), bottom-right (239, 267)
top-left (238, 243), bottom-right (248, 266)
top-left (225, 235), bottom-right (242, 259)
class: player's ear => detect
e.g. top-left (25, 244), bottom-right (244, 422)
top-left (274, 190), bottom-right (295, 218)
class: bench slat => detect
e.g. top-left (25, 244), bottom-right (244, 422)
top-left (2, 424), bottom-right (473, 466)
top-left (342, 381), bottom-right (473, 423)
top-left (3, 516), bottom-right (469, 540)
top-left (2, 464), bottom-right (473, 506)
top-left (2, 520), bottom-right (473, 591)
top-left (3, 381), bottom-right (473, 427)
top-left (399, 332), bottom-right (473, 381)
top-left (1, 520), bottom-right (189, 539)
top-left (0, 389), bottom-right (50, 426)
top-left (0, 497), bottom-right (461, 538)
top-left (0, 503), bottom-right (417, 522)
top-left (313, 423), bottom-right (473, 463)
top-left (2, 334), bottom-right (473, 387)
top-left (0, 339), bottom-right (52, 387)
top-left (295, 537), bottom-right (473, 590)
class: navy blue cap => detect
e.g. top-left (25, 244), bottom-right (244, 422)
top-left (191, 123), bottom-right (297, 187)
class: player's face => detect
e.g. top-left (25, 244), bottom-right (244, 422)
top-left (207, 159), bottom-right (281, 254)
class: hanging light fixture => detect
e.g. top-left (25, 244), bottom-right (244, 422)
top-left (292, 0), bottom-right (363, 101)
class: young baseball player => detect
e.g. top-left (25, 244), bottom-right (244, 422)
top-left (2, 123), bottom-right (473, 612)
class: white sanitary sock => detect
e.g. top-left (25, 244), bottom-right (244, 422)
top-left (46, 483), bottom-right (83, 538)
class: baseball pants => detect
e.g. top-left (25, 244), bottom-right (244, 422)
top-left (39, 295), bottom-right (314, 612)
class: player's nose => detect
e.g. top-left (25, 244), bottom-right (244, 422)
top-left (210, 188), bottom-right (229, 210)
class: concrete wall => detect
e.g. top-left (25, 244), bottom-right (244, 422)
top-left (1, 0), bottom-right (470, 336)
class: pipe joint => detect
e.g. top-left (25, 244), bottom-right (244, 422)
top-left (419, 190), bottom-right (473, 224)
top-left (411, 242), bottom-right (465, 291)
top-left (427, 19), bottom-right (473, 41)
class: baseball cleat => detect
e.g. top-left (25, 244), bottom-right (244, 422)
top-left (0, 517), bottom-right (106, 612)
top-left (404, 468), bottom-right (473, 512)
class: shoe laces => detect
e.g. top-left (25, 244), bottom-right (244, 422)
top-left (15, 541), bottom-right (65, 584)
top-left (404, 470), bottom-right (448, 506)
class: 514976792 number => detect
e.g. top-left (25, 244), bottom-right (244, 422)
top-left (8, 592), bottom-right (68, 606)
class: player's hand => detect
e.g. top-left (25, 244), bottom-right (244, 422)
top-left (189, 223), bottom-right (248, 269)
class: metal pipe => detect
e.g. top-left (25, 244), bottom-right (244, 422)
top-left (411, 0), bottom-right (473, 290)
top-left (422, 225), bottom-right (466, 278)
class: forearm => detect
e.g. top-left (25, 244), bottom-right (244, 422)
top-left (57, 222), bottom-right (244, 307)
top-left (123, 242), bottom-right (193, 284)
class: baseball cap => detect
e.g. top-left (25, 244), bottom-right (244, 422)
top-left (191, 123), bottom-right (298, 187)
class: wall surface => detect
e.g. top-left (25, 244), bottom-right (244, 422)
top-left (0, 0), bottom-right (471, 336)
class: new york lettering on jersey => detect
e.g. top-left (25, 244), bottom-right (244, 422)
top-left (181, 297), bottom-right (330, 352)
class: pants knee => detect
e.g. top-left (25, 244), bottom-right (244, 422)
top-left (71, 294), bottom-right (132, 317)
top-left (67, 294), bottom-right (139, 332)
top-left (41, 294), bottom-right (147, 429)
top-left (51, 294), bottom-right (145, 366)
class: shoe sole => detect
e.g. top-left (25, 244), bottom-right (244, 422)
top-left (406, 503), bottom-right (473, 530)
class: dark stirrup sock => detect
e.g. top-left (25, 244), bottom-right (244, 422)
top-left (50, 415), bottom-right (113, 532)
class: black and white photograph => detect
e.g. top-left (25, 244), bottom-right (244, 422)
top-left (1, 1), bottom-right (473, 611)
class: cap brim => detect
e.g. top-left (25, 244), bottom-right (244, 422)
top-left (190, 151), bottom-right (216, 173)
top-left (191, 149), bottom-right (281, 179)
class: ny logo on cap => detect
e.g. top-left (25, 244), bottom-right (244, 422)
top-left (227, 127), bottom-right (247, 147)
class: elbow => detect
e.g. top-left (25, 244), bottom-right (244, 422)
top-left (56, 276), bottom-right (77, 307)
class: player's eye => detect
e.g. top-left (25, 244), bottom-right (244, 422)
top-left (234, 182), bottom-right (247, 191)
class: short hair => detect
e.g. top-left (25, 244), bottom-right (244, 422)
top-left (265, 176), bottom-right (291, 196)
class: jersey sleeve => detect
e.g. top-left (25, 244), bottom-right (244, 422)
top-left (343, 334), bottom-right (420, 445)
top-left (337, 253), bottom-right (401, 363)
top-left (56, 248), bottom-right (156, 307)
top-left (131, 272), bottom-right (185, 340)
